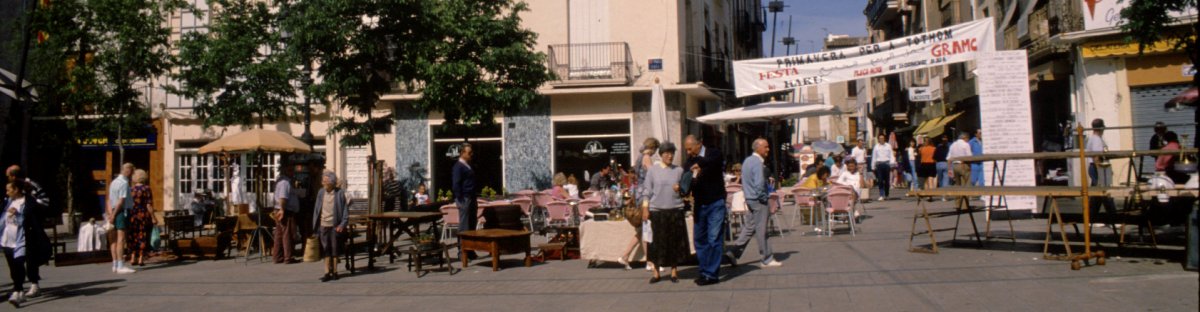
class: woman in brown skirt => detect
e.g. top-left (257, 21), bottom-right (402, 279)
top-left (639, 142), bottom-right (688, 283)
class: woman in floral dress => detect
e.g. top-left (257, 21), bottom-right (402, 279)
top-left (127, 169), bottom-right (156, 266)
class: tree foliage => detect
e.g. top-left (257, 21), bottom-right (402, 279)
top-left (27, 0), bottom-right (185, 143)
top-left (172, 0), bottom-right (302, 128)
top-left (282, 0), bottom-right (552, 150)
top-left (1119, 0), bottom-right (1198, 86)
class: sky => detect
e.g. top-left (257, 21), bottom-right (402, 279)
top-left (759, 0), bottom-right (870, 57)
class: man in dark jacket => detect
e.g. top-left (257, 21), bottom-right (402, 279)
top-left (683, 135), bottom-right (726, 286)
top-left (451, 143), bottom-right (478, 259)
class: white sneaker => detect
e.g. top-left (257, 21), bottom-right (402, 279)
top-left (7, 291), bottom-right (23, 307)
top-left (116, 266), bottom-right (137, 274)
top-left (23, 284), bottom-right (37, 298)
top-left (617, 257), bottom-right (631, 270)
top-left (877, 197), bottom-right (885, 201)
top-left (761, 259), bottom-right (783, 267)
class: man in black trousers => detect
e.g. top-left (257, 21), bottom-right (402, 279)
top-left (452, 143), bottom-right (478, 259)
top-left (683, 135), bottom-right (726, 286)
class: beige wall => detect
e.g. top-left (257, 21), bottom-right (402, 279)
top-left (524, 0), bottom-right (685, 86)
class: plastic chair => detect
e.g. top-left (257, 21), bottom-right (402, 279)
top-left (790, 187), bottom-right (817, 227)
top-left (439, 203), bottom-right (460, 241)
top-left (509, 197), bottom-right (534, 229)
top-left (581, 190), bottom-right (599, 200)
top-left (824, 186), bottom-right (859, 236)
top-left (726, 191), bottom-right (747, 239)
top-left (577, 199), bottom-right (602, 222)
top-left (513, 190), bottom-right (536, 201)
top-left (545, 201), bottom-right (573, 227)
top-left (768, 193), bottom-right (787, 236)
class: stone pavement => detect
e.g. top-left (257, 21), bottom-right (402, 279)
top-left (2, 197), bottom-right (1196, 311)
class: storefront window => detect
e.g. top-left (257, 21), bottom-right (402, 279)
top-left (431, 124), bottom-right (504, 198)
top-left (553, 119), bottom-right (632, 190)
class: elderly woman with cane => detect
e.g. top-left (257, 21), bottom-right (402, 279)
top-left (312, 171), bottom-right (348, 282)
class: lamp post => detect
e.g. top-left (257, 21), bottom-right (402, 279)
top-left (300, 62), bottom-right (313, 148)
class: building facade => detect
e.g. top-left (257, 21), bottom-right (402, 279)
top-left (389, 0), bottom-right (764, 195)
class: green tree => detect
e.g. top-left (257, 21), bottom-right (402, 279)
top-left (1119, 0), bottom-right (1198, 87)
top-left (172, 0), bottom-right (302, 129)
top-left (21, 0), bottom-right (184, 222)
top-left (282, 0), bottom-right (552, 158)
top-left (1120, 0), bottom-right (1199, 147)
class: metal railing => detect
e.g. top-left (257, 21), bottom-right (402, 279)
top-left (547, 42), bottom-right (634, 86)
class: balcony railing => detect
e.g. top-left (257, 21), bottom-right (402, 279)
top-left (864, 0), bottom-right (901, 27)
top-left (547, 42), bottom-right (634, 87)
top-left (684, 46), bottom-right (730, 88)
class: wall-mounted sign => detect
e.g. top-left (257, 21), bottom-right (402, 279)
top-left (648, 58), bottom-right (663, 71)
top-left (444, 144), bottom-right (461, 158)
top-left (908, 86), bottom-right (942, 102)
top-left (583, 140), bottom-right (608, 155)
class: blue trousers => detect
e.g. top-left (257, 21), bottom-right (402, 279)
top-left (936, 162), bottom-right (948, 187)
top-left (693, 199), bottom-right (726, 280)
top-left (970, 164), bottom-right (984, 186)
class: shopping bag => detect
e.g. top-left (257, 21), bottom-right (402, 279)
top-left (642, 219), bottom-right (653, 243)
top-left (149, 225), bottom-right (163, 250)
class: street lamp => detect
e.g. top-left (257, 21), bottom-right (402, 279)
top-left (278, 11), bottom-right (313, 148)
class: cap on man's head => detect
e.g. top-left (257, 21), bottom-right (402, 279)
top-left (1154, 121), bottom-right (1166, 131)
top-left (1091, 118), bottom-right (1105, 129)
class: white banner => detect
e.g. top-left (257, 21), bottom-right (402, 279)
top-left (977, 51), bottom-right (1038, 212)
top-left (733, 19), bottom-right (995, 98)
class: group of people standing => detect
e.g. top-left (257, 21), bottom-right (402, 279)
top-left (3, 165), bottom-right (52, 307)
top-left (269, 163), bottom-right (351, 282)
top-left (615, 135), bottom-right (781, 286)
top-left (105, 163), bottom-right (156, 276)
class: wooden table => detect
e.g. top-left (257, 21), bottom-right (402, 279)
top-left (458, 229), bottom-right (532, 271)
top-left (908, 186), bottom-right (1115, 270)
top-left (364, 211), bottom-right (444, 270)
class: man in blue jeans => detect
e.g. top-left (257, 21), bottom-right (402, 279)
top-left (683, 135), bottom-right (726, 286)
top-left (726, 139), bottom-right (782, 269)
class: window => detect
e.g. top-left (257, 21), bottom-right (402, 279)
top-left (848, 80), bottom-right (858, 97)
top-left (553, 119), bottom-right (632, 190)
top-left (175, 151), bottom-right (281, 209)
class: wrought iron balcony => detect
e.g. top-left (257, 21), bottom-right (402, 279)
top-left (547, 42), bottom-right (634, 87)
top-left (864, 0), bottom-right (901, 27)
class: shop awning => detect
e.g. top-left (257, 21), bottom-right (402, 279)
top-left (915, 112), bottom-right (964, 137)
top-left (696, 99), bottom-right (842, 125)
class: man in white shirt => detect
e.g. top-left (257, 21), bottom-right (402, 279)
top-left (1085, 119), bottom-right (1117, 219)
top-left (850, 141), bottom-right (867, 169)
top-left (946, 132), bottom-right (974, 186)
top-left (106, 163), bottom-right (136, 274)
top-left (870, 135), bottom-right (896, 201)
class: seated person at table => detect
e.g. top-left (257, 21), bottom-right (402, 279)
top-left (413, 183), bottom-right (430, 206)
top-left (564, 175), bottom-right (581, 199)
top-left (551, 173), bottom-right (571, 200)
top-left (829, 155), bottom-right (846, 180)
top-left (589, 164), bottom-right (613, 191)
top-left (800, 166), bottom-right (831, 189)
top-left (834, 161), bottom-right (866, 187)
top-left (1156, 132), bottom-right (1190, 184)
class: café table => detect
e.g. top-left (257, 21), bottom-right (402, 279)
top-left (364, 211), bottom-right (444, 270)
top-left (579, 218), bottom-right (694, 267)
top-left (459, 229), bottom-right (533, 271)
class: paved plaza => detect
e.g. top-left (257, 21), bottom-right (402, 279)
top-left (3, 198), bottom-right (1196, 312)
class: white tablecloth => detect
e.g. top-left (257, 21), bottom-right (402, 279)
top-left (579, 217), bottom-right (694, 264)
